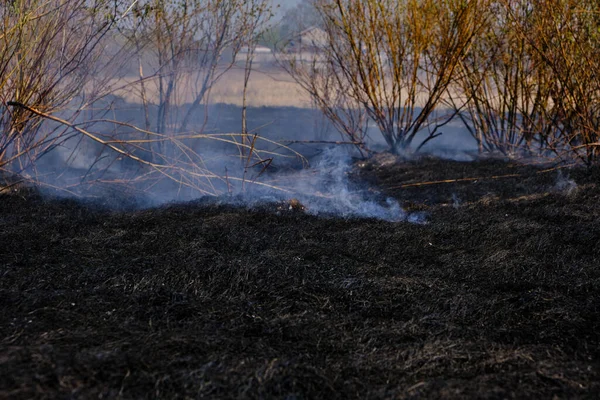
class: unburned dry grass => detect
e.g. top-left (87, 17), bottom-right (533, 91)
top-left (108, 66), bottom-right (313, 108)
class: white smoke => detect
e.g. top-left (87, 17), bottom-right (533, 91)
top-left (31, 137), bottom-right (424, 222)
top-left (234, 147), bottom-right (417, 222)
top-left (287, 147), bottom-right (405, 220)
top-left (14, 103), bottom-right (422, 222)
top-left (554, 170), bottom-right (577, 195)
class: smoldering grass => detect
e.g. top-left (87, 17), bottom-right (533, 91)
top-left (236, 147), bottom-right (409, 222)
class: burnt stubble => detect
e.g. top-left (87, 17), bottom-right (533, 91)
top-left (1, 157), bottom-right (599, 399)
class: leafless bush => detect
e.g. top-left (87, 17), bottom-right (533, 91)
top-left (448, 1), bottom-right (556, 156)
top-left (0, 0), bottom-right (117, 171)
top-left (525, 0), bottom-right (600, 165)
top-left (284, 0), bottom-right (487, 155)
top-left (118, 0), bottom-right (273, 134)
top-left (1, 0), bottom-right (297, 197)
top-left (450, 0), bottom-right (600, 165)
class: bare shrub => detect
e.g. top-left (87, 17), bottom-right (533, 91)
top-left (284, 0), bottom-right (487, 155)
top-left (0, 0), bottom-right (117, 171)
top-left (525, 0), bottom-right (600, 165)
top-left (89, 0), bottom-right (287, 193)
top-left (118, 0), bottom-right (274, 134)
top-left (449, 1), bottom-right (559, 157)
top-left (1, 1), bottom-right (296, 198)
top-left (450, 0), bottom-right (600, 165)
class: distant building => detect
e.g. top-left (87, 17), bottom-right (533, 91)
top-left (238, 44), bottom-right (275, 65)
top-left (285, 26), bottom-right (328, 53)
top-left (239, 44), bottom-right (273, 55)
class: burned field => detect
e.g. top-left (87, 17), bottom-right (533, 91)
top-left (1, 157), bottom-right (599, 399)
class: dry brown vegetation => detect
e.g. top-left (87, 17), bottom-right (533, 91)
top-left (286, 0), bottom-right (487, 154)
top-left (1, 0), bottom-right (600, 186)
top-left (448, 0), bottom-right (600, 163)
top-left (0, 0), bottom-right (117, 171)
top-left (283, 0), bottom-right (600, 161)
top-left (0, 0), bottom-right (299, 197)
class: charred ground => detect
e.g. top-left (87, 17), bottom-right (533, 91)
top-left (1, 156), bottom-right (599, 399)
